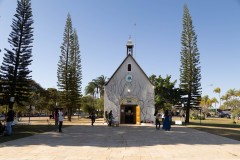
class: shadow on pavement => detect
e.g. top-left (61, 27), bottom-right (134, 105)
top-left (1, 125), bottom-right (240, 147)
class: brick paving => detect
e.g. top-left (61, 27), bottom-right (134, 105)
top-left (0, 123), bottom-right (240, 160)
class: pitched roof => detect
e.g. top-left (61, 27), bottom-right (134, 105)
top-left (105, 54), bottom-right (154, 86)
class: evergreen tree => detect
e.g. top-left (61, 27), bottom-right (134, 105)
top-left (69, 29), bottom-right (82, 114)
top-left (0, 0), bottom-right (34, 109)
top-left (57, 14), bottom-right (82, 121)
top-left (57, 13), bottom-right (73, 120)
top-left (179, 5), bottom-right (201, 123)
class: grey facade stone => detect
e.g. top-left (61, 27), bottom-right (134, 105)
top-left (104, 54), bottom-right (155, 124)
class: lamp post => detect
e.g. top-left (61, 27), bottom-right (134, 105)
top-left (9, 96), bottom-right (15, 112)
top-left (92, 93), bottom-right (94, 113)
top-left (55, 102), bottom-right (58, 127)
top-left (200, 108), bottom-right (202, 125)
top-left (181, 103), bottom-right (185, 124)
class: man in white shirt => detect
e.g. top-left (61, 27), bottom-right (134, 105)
top-left (58, 108), bottom-right (64, 132)
top-left (155, 113), bottom-right (161, 129)
top-left (161, 113), bottom-right (165, 122)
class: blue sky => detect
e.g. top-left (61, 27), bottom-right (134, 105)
top-left (0, 0), bottom-right (240, 105)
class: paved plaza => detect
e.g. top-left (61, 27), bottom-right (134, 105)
top-left (0, 123), bottom-right (240, 160)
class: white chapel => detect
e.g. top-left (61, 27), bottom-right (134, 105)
top-left (104, 39), bottom-right (155, 124)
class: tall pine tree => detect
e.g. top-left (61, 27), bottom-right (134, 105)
top-left (57, 14), bottom-right (73, 120)
top-left (57, 14), bottom-right (82, 121)
top-left (69, 29), bottom-right (82, 115)
top-left (179, 5), bottom-right (201, 123)
top-left (0, 0), bottom-right (34, 109)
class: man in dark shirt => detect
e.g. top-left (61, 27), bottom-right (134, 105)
top-left (90, 112), bottom-right (96, 126)
top-left (6, 107), bottom-right (15, 135)
top-left (108, 110), bottom-right (113, 127)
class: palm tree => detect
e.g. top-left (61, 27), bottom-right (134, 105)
top-left (200, 95), bottom-right (211, 118)
top-left (220, 94), bottom-right (230, 110)
top-left (93, 75), bottom-right (107, 98)
top-left (211, 97), bottom-right (218, 116)
top-left (227, 89), bottom-right (237, 100)
top-left (85, 81), bottom-right (98, 112)
top-left (85, 81), bottom-right (96, 96)
top-left (213, 87), bottom-right (221, 107)
top-left (225, 89), bottom-right (238, 111)
top-left (236, 90), bottom-right (240, 97)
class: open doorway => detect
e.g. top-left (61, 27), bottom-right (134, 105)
top-left (120, 105), bottom-right (136, 124)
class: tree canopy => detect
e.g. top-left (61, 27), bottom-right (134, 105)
top-left (149, 74), bottom-right (181, 112)
top-left (57, 14), bottom-right (82, 121)
top-left (0, 0), bottom-right (34, 109)
top-left (179, 5), bottom-right (202, 123)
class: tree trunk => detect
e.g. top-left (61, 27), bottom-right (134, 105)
top-left (185, 107), bottom-right (190, 124)
top-left (67, 107), bottom-right (72, 121)
top-left (185, 95), bottom-right (191, 124)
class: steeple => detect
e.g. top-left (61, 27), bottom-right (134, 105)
top-left (126, 37), bottom-right (134, 56)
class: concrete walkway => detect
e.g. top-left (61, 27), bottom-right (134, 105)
top-left (0, 124), bottom-right (240, 160)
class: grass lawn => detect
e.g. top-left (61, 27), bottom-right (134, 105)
top-left (0, 125), bottom-right (59, 143)
top-left (0, 116), bottom-right (93, 144)
top-left (0, 116), bottom-right (77, 144)
top-left (183, 117), bottom-right (240, 141)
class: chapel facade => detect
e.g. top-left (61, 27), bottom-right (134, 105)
top-left (104, 39), bottom-right (155, 124)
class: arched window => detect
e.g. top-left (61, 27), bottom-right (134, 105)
top-left (128, 48), bottom-right (132, 55)
top-left (128, 64), bottom-right (131, 71)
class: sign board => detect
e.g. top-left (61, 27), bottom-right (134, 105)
top-left (175, 120), bottom-right (182, 125)
top-left (120, 97), bottom-right (138, 105)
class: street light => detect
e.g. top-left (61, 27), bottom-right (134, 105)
top-left (199, 108), bottom-right (202, 125)
top-left (92, 85), bottom-right (99, 113)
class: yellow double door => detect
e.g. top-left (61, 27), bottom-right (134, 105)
top-left (120, 105), bottom-right (140, 124)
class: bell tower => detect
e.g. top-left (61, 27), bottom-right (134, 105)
top-left (126, 37), bottom-right (134, 56)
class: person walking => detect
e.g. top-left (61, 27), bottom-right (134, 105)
top-left (90, 112), bottom-right (96, 126)
top-left (58, 108), bottom-right (64, 132)
top-left (54, 108), bottom-right (59, 129)
top-left (104, 111), bottom-right (109, 124)
top-left (108, 110), bottom-right (113, 127)
top-left (6, 107), bottom-right (15, 136)
top-left (155, 112), bottom-right (161, 130)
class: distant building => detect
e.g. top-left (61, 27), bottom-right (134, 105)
top-left (104, 39), bottom-right (155, 124)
